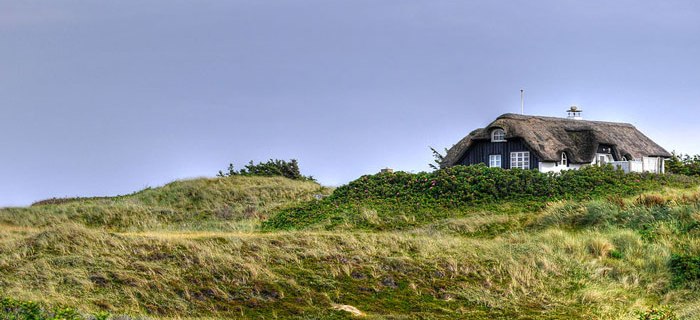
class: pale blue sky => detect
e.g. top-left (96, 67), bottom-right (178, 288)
top-left (1, 1), bottom-right (699, 206)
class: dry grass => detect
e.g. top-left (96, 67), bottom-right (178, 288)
top-left (0, 176), bottom-right (330, 232)
top-left (2, 220), bottom-right (699, 319)
top-left (3, 182), bottom-right (700, 319)
top-left (635, 194), bottom-right (669, 208)
top-left (587, 238), bottom-right (615, 258)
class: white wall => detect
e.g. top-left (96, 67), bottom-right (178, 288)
top-left (539, 157), bottom-right (665, 174)
top-left (630, 160), bottom-right (644, 173)
top-left (538, 162), bottom-right (583, 173)
top-left (587, 158), bottom-right (665, 174)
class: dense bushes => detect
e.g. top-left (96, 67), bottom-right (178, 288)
top-left (331, 164), bottom-right (695, 204)
top-left (669, 254), bottom-right (700, 287)
top-left (264, 165), bottom-right (699, 230)
top-left (0, 297), bottom-right (109, 320)
top-left (667, 153), bottom-right (700, 176)
top-left (218, 159), bottom-right (315, 181)
top-left (637, 306), bottom-right (679, 320)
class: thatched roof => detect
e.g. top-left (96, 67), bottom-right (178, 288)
top-left (442, 113), bottom-right (671, 167)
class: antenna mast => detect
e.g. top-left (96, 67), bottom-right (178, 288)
top-left (520, 89), bottom-right (524, 115)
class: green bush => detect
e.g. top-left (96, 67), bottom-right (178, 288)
top-left (330, 165), bottom-right (695, 205)
top-left (667, 152), bottom-right (700, 176)
top-left (0, 297), bottom-right (106, 320)
top-left (264, 165), bottom-right (699, 230)
top-left (669, 254), bottom-right (700, 286)
top-left (637, 305), bottom-right (679, 320)
top-left (218, 159), bottom-right (315, 181)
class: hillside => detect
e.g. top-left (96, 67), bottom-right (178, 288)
top-left (0, 175), bottom-right (329, 232)
top-left (264, 165), bottom-right (699, 231)
top-left (2, 170), bottom-right (700, 319)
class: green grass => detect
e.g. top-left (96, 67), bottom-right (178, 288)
top-left (3, 173), bottom-right (700, 319)
top-left (3, 214), bottom-right (700, 319)
top-left (263, 165), bottom-right (699, 231)
top-left (0, 176), bottom-right (330, 232)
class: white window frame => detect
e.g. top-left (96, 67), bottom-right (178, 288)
top-left (510, 151), bottom-right (530, 169)
top-left (489, 154), bottom-right (502, 168)
top-left (561, 152), bottom-right (568, 166)
top-left (491, 129), bottom-right (506, 142)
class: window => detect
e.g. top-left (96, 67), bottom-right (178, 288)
top-left (491, 128), bottom-right (506, 142)
top-left (489, 155), bottom-right (502, 168)
top-left (510, 151), bottom-right (530, 169)
top-left (561, 152), bottom-right (568, 166)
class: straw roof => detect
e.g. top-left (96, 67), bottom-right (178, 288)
top-left (442, 113), bottom-right (671, 167)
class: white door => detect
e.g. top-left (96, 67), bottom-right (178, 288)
top-left (643, 157), bottom-right (660, 173)
top-left (596, 154), bottom-right (612, 165)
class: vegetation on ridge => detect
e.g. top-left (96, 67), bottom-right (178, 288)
top-left (5, 191), bottom-right (700, 318)
top-left (217, 158), bottom-right (316, 181)
top-left (3, 166), bottom-right (700, 319)
top-left (667, 152), bottom-right (700, 177)
top-left (264, 165), bottom-right (698, 231)
top-left (1, 175), bottom-right (329, 231)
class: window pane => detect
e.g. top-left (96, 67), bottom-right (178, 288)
top-left (492, 129), bottom-right (505, 142)
top-left (489, 155), bottom-right (501, 168)
top-left (509, 151), bottom-right (530, 169)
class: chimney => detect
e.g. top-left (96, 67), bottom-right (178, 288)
top-left (566, 106), bottom-right (583, 120)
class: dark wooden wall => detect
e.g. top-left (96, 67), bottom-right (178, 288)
top-left (598, 144), bottom-right (613, 154)
top-left (457, 138), bottom-right (540, 170)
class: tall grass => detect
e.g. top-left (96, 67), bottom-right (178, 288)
top-left (3, 220), bottom-right (700, 319)
top-left (0, 176), bottom-right (329, 232)
top-left (3, 174), bottom-right (700, 318)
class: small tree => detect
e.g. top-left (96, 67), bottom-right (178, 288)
top-left (428, 146), bottom-right (447, 170)
top-left (217, 163), bottom-right (238, 177)
top-left (219, 159), bottom-right (315, 181)
top-left (667, 151), bottom-right (700, 176)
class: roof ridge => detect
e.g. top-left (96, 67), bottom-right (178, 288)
top-left (498, 113), bottom-right (635, 128)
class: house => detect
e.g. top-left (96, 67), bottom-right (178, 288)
top-left (441, 107), bottom-right (671, 173)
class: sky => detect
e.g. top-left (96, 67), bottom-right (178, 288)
top-left (1, 1), bottom-right (700, 206)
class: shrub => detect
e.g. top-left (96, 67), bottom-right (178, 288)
top-left (329, 165), bottom-right (696, 205)
top-left (667, 152), bottom-right (700, 176)
top-left (637, 305), bottom-right (679, 320)
top-left (669, 254), bottom-right (700, 286)
top-left (0, 297), bottom-right (108, 320)
top-left (264, 165), bottom-right (700, 230)
top-left (218, 159), bottom-right (315, 181)
top-left (609, 249), bottom-right (623, 259)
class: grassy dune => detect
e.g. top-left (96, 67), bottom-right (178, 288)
top-left (2, 173), bottom-right (700, 319)
top-left (0, 176), bottom-right (329, 232)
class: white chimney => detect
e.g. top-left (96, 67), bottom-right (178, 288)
top-left (566, 106), bottom-right (583, 120)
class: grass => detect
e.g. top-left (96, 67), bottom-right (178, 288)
top-left (0, 176), bottom-right (330, 232)
top-left (3, 173), bottom-right (700, 319)
top-left (262, 165), bottom-right (699, 231)
top-left (3, 217), bottom-right (700, 319)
